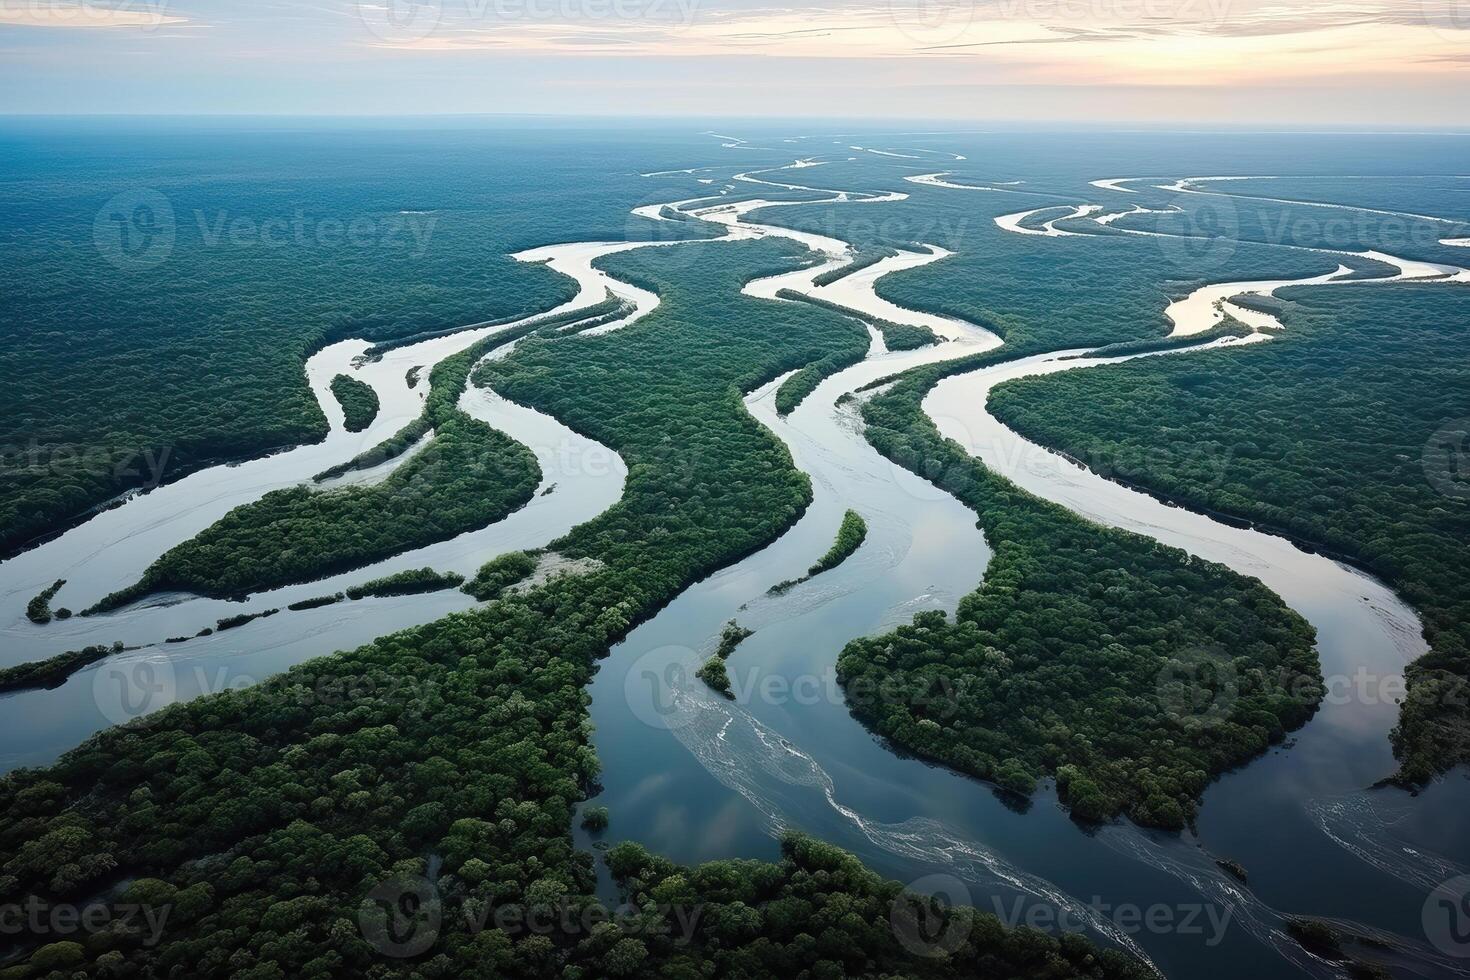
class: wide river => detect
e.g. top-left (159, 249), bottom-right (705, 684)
top-left (2, 143), bottom-right (1467, 979)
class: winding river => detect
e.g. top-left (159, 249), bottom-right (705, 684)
top-left (3, 139), bottom-right (1468, 978)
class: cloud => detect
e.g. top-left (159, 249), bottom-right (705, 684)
top-left (0, 1), bottom-right (186, 28)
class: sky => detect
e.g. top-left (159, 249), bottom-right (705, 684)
top-left (1, 0), bottom-right (1468, 124)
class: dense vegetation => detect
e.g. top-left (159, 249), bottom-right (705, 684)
top-left (779, 290), bottom-right (938, 351)
top-left (89, 407), bottom-right (538, 608)
top-left (328, 375), bottom-right (380, 434)
top-left (604, 834), bottom-right (1150, 980)
top-left (0, 642), bottom-right (123, 694)
top-left (697, 620), bottom-right (754, 696)
top-left (345, 568), bottom-right (466, 601)
top-left (25, 579), bottom-right (65, 625)
top-left (12, 132), bottom-right (1461, 974)
top-left (836, 348), bottom-right (1321, 829)
top-left (988, 285), bottom-right (1470, 784)
top-left (1, 240), bottom-right (1151, 978)
top-left (0, 124), bottom-right (728, 558)
top-left (89, 328), bottom-right (545, 608)
top-left (811, 247), bottom-right (893, 287)
top-left (808, 510), bottom-right (868, 576)
top-left (770, 510), bottom-right (868, 595)
top-left (462, 551), bottom-right (539, 602)
top-left (774, 348), bottom-right (866, 417)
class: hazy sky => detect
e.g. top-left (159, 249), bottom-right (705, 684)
top-left (2, 0), bottom-right (1468, 123)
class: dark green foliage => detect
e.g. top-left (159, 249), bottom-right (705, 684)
top-left (329, 374), bottom-right (380, 433)
top-left (716, 619), bottom-right (754, 660)
top-left (216, 609), bottom-right (279, 631)
top-left (0, 642), bottom-right (122, 694)
top-left (463, 551), bottom-right (539, 602)
top-left (1216, 858), bottom-right (1249, 884)
top-left (2, 240), bottom-right (1147, 980)
top-left (605, 834), bottom-right (1153, 980)
top-left (1286, 919), bottom-right (1345, 960)
top-left (579, 806), bottom-right (609, 831)
top-left (986, 286), bottom-right (1470, 785)
top-left (91, 405), bottom-right (538, 607)
top-left (778, 289), bottom-right (937, 352)
top-left (286, 593), bottom-right (345, 612)
top-left (25, 579), bottom-right (65, 625)
top-left (770, 510), bottom-right (868, 594)
top-left (838, 353), bottom-right (1322, 829)
top-left (314, 316), bottom-right (536, 483)
top-left (811, 247), bottom-right (895, 287)
top-left (809, 509), bottom-right (868, 576)
top-left (1072, 319), bottom-right (1251, 360)
top-left (698, 621), bottom-right (753, 695)
top-left (696, 657), bottom-right (733, 697)
top-left (0, 126), bottom-right (736, 557)
top-left (775, 348), bottom-right (867, 417)
top-left (346, 567), bottom-right (465, 601)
